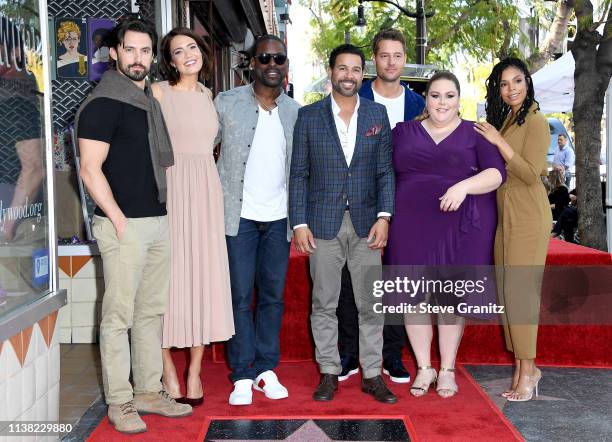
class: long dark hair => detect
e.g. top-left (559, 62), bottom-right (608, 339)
top-left (158, 27), bottom-right (213, 85)
top-left (484, 57), bottom-right (539, 130)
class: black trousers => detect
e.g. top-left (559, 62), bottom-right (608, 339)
top-left (336, 264), bottom-right (408, 361)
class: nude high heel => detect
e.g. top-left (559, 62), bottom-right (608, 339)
top-left (410, 366), bottom-right (437, 397)
top-left (436, 367), bottom-right (458, 398)
top-left (507, 369), bottom-right (541, 402)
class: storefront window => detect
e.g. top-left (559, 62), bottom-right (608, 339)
top-left (0, 0), bottom-right (51, 316)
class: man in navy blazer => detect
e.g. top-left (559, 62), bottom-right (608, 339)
top-left (289, 44), bottom-right (396, 404)
top-left (337, 29), bottom-right (425, 386)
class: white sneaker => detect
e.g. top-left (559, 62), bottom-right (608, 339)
top-left (229, 379), bottom-right (253, 405)
top-left (253, 370), bottom-right (289, 400)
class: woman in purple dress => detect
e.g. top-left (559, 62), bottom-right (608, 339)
top-left (384, 71), bottom-right (506, 398)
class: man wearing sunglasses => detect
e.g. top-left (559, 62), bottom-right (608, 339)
top-left (214, 34), bottom-right (300, 406)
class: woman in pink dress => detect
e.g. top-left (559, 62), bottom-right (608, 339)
top-left (152, 27), bottom-right (234, 406)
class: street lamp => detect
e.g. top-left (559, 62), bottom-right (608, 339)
top-left (356, 0), bottom-right (434, 65)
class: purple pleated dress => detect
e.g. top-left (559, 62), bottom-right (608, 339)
top-left (384, 120), bottom-right (506, 316)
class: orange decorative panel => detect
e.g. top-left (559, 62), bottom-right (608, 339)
top-left (9, 332), bottom-right (22, 365)
top-left (48, 310), bottom-right (58, 346)
top-left (58, 256), bottom-right (71, 276)
top-left (22, 326), bottom-right (33, 363)
top-left (71, 256), bottom-right (92, 277)
top-left (38, 310), bottom-right (59, 348)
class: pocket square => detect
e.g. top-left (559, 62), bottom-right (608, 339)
top-left (366, 124), bottom-right (383, 137)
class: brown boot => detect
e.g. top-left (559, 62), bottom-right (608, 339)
top-left (133, 390), bottom-right (192, 417)
top-left (108, 401), bottom-right (147, 434)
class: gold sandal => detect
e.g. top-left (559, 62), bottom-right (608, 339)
top-left (436, 367), bottom-right (458, 398)
top-left (409, 366), bottom-right (437, 397)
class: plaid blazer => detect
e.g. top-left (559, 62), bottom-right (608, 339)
top-left (289, 95), bottom-right (394, 240)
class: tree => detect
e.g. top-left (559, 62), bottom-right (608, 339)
top-left (571, 0), bottom-right (611, 250)
top-left (527, 0), bottom-right (577, 71)
top-left (300, 0), bottom-right (522, 66)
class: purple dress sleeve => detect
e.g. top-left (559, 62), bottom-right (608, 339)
top-left (475, 131), bottom-right (507, 183)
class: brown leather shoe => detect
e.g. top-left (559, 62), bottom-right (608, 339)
top-left (133, 390), bottom-right (192, 417)
top-left (108, 401), bottom-right (147, 434)
top-left (313, 374), bottom-right (338, 401)
top-left (361, 375), bottom-right (398, 404)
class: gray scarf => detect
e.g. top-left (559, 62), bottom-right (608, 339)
top-left (74, 69), bottom-right (174, 203)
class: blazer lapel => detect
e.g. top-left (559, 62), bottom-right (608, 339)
top-left (322, 95), bottom-right (348, 165)
top-left (350, 103), bottom-right (369, 169)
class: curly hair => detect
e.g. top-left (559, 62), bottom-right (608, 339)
top-left (484, 57), bottom-right (539, 130)
top-left (57, 21), bottom-right (81, 42)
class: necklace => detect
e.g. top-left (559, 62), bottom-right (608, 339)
top-left (252, 86), bottom-right (278, 115)
top-left (254, 94), bottom-right (277, 115)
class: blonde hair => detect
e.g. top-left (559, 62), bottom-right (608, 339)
top-left (548, 167), bottom-right (566, 189)
top-left (415, 108), bottom-right (429, 121)
top-left (57, 21), bottom-right (81, 42)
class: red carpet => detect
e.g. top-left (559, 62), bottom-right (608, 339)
top-left (545, 238), bottom-right (612, 265)
top-left (87, 239), bottom-right (610, 440)
top-left (88, 357), bottom-right (523, 441)
top-left (213, 238), bottom-right (612, 367)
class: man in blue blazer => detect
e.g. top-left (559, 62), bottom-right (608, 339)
top-left (289, 44), bottom-right (396, 404)
top-left (337, 29), bottom-right (425, 386)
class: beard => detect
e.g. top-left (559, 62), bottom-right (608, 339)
top-left (331, 79), bottom-right (360, 97)
top-left (117, 60), bottom-right (149, 81)
top-left (254, 68), bottom-right (284, 88)
top-left (377, 70), bottom-right (401, 83)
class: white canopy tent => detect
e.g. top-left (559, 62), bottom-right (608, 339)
top-left (532, 52), bottom-right (612, 251)
top-left (532, 51), bottom-right (575, 113)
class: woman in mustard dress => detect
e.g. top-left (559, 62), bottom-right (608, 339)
top-left (475, 58), bottom-right (551, 402)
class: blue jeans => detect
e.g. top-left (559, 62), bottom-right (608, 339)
top-left (226, 217), bottom-right (290, 382)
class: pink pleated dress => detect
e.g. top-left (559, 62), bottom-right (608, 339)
top-left (158, 81), bottom-right (234, 347)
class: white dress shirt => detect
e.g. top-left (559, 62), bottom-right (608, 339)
top-left (331, 93), bottom-right (360, 166)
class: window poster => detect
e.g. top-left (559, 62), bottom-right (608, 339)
top-left (87, 18), bottom-right (114, 81)
top-left (55, 17), bottom-right (88, 79)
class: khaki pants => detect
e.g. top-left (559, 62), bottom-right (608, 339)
top-left (93, 215), bottom-right (170, 405)
top-left (309, 212), bottom-right (384, 379)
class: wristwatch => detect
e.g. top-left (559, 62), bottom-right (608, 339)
top-left (378, 216), bottom-right (391, 223)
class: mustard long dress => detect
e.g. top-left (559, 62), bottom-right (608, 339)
top-left (494, 103), bottom-right (552, 359)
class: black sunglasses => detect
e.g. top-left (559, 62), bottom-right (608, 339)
top-left (255, 53), bottom-right (287, 65)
